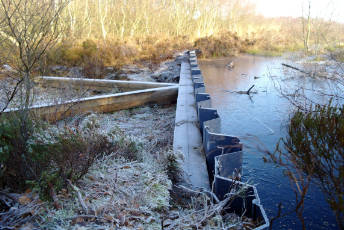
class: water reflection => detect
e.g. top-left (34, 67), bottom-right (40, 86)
top-left (199, 55), bottom-right (338, 230)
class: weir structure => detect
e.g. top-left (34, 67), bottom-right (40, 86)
top-left (3, 51), bottom-right (269, 228)
top-left (173, 50), bottom-right (269, 229)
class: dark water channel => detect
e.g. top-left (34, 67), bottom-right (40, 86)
top-left (199, 55), bottom-right (339, 229)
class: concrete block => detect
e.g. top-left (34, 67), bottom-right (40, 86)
top-left (193, 82), bottom-right (205, 91)
top-left (195, 93), bottom-right (210, 103)
top-left (173, 60), bottom-right (210, 190)
top-left (192, 75), bottom-right (204, 83)
top-left (195, 86), bottom-right (206, 94)
top-left (191, 67), bottom-right (201, 75)
top-left (197, 99), bottom-right (211, 108)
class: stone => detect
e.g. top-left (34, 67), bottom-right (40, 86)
top-left (175, 55), bottom-right (186, 65)
top-left (121, 65), bottom-right (142, 74)
top-left (67, 67), bottom-right (84, 78)
top-left (104, 66), bottom-right (115, 73)
top-left (127, 73), bottom-right (154, 82)
top-left (117, 73), bottom-right (129, 80)
top-left (105, 72), bottom-right (128, 80)
top-left (151, 71), bottom-right (179, 83)
top-left (105, 73), bottom-right (116, 80)
top-left (50, 65), bottom-right (68, 73)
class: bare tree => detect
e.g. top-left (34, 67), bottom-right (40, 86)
top-left (302, 0), bottom-right (312, 53)
top-left (0, 0), bottom-right (69, 115)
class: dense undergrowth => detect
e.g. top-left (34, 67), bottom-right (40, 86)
top-left (47, 36), bottom-right (192, 70)
top-left (45, 31), bottom-right (286, 75)
top-left (44, 31), bottom-right (343, 77)
top-left (0, 106), bottom-right (253, 229)
top-left (0, 113), bottom-right (139, 200)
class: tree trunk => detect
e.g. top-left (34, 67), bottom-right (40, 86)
top-left (24, 72), bottom-right (31, 112)
top-left (302, 1), bottom-right (311, 53)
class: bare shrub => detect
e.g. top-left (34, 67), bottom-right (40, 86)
top-left (194, 32), bottom-right (254, 57)
top-left (0, 112), bottom-right (140, 200)
top-left (265, 102), bottom-right (344, 229)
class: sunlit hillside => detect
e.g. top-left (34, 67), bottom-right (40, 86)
top-left (1, 0), bottom-right (343, 69)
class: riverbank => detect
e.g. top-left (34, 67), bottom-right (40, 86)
top-left (1, 106), bottom-right (250, 229)
top-left (0, 55), bottom-right (179, 228)
top-left (0, 54), bottom-right (255, 229)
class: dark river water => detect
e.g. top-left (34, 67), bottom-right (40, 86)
top-left (199, 55), bottom-right (339, 230)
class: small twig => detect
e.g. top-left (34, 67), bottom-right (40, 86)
top-left (48, 183), bottom-right (61, 210)
top-left (67, 179), bottom-right (88, 214)
top-left (0, 77), bottom-right (23, 114)
top-left (177, 185), bottom-right (220, 203)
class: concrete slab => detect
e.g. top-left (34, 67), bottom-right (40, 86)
top-left (173, 59), bottom-right (210, 190)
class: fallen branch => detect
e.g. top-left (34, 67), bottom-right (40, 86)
top-left (282, 63), bottom-right (310, 75)
top-left (67, 179), bottom-right (88, 214)
top-left (177, 185), bottom-right (220, 203)
top-left (0, 191), bottom-right (20, 207)
top-left (0, 77), bottom-right (23, 114)
top-left (165, 193), bottom-right (240, 230)
top-left (230, 85), bottom-right (256, 95)
top-left (246, 85), bottom-right (255, 95)
top-left (0, 197), bottom-right (43, 228)
top-left (48, 183), bottom-right (61, 210)
top-left (68, 214), bottom-right (114, 223)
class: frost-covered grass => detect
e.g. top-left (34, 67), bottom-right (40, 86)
top-left (0, 105), bottom-right (253, 229)
top-left (37, 106), bottom-right (176, 229)
top-left (39, 155), bottom-right (172, 229)
top-left (0, 78), bottom-right (119, 111)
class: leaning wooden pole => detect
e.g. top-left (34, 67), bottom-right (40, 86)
top-left (4, 86), bottom-right (178, 122)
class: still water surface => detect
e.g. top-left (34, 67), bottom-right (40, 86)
top-left (199, 55), bottom-right (338, 229)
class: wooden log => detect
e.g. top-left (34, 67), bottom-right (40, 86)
top-left (35, 76), bottom-right (177, 92)
top-left (4, 86), bottom-right (178, 122)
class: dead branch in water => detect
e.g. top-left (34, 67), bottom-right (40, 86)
top-left (282, 63), bottom-right (310, 75)
top-left (225, 84), bottom-right (257, 95)
top-left (246, 85), bottom-right (255, 94)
